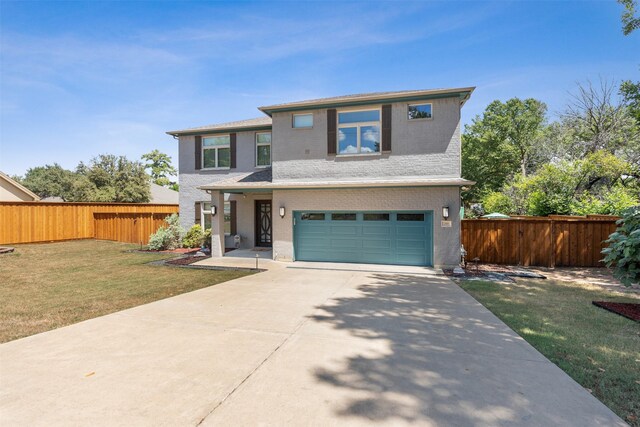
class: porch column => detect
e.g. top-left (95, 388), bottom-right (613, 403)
top-left (210, 191), bottom-right (226, 257)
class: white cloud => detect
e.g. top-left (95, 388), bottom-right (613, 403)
top-left (362, 128), bottom-right (379, 143)
top-left (339, 145), bottom-right (358, 154)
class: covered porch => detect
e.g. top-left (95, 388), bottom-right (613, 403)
top-left (201, 169), bottom-right (274, 258)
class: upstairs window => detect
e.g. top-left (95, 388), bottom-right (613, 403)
top-left (202, 135), bottom-right (230, 169)
top-left (408, 103), bottom-right (432, 120)
top-left (256, 132), bottom-right (271, 167)
top-left (337, 109), bottom-right (380, 155)
top-left (293, 113), bottom-right (313, 128)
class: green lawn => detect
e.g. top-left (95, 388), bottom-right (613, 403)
top-left (458, 277), bottom-right (640, 426)
top-left (0, 240), bottom-right (253, 343)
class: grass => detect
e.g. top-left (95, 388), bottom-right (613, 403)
top-left (458, 276), bottom-right (640, 426)
top-left (0, 240), bottom-right (254, 343)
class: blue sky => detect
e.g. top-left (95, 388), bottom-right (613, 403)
top-left (0, 0), bottom-right (638, 177)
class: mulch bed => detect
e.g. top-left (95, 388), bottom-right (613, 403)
top-left (164, 256), bottom-right (210, 266)
top-left (592, 301), bottom-right (640, 322)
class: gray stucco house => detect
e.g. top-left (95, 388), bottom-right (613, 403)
top-left (167, 87), bottom-right (474, 268)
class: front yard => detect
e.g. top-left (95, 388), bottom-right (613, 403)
top-left (458, 274), bottom-right (640, 426)
top-left (0, 240), bottom-right (253, 343)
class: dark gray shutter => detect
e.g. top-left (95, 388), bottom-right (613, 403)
top-left (194, 202), bottom-right (201, 225)
top-left (195, 136), bottom-right (202, 170)
top-left (230, 200), bottom-right (237, 235)
top-left (327, 109), bottom-right (337, 155)
top-left (382, 104), bottom-right (392, 152)
top-left (230, 133), bottom-right (237, 168)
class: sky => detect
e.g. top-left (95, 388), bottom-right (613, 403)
top-left (0, 0), bottom-right (638, 177)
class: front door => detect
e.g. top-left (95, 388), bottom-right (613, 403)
top-left (255, 200), bottom-right (272, 247)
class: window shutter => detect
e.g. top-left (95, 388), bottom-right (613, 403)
top-left (230, 200), bottom-right (237, 235)
top-left (327, 109), bottom-right (337, 155)
top-left (194, 202), bottom-right (201, 225)
top-left (382, 104), bottom-right (392, 152)
top-left (195, 136), bottom-right (202, 170)
top-left (230, 133), bottom-right (237, 168)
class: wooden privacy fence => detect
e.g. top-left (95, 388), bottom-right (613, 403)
top-left (0, 202), bottom-right (179, 245)
top-left (461, 215), bottom-right (620, 268)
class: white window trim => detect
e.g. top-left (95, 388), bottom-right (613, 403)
top-left (255, 131), bottom-right (272, 168)
top-left (407, 103), bottom-right (433, 121)
top-left (336, 107), bottom-right (382, 156)
top-left (201, 200), bottom-right (231, 236)
top-left (201, 134), bottom-right (231, 170)
top-left (292, 113), bottom-right (313, 129)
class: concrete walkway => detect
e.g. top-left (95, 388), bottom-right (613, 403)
top-left (0, 264), bottom-right (625, 426)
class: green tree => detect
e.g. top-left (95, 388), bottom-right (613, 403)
top-left (20, 164), bottom-right (77, 200)
top-left (618, 0), bottom-right (640, 35)
top-left (81, 154), bottom-right (151, 203)
top-left (620, 79), bottom-right (640, 124)
top-left (482, 152), bottom-right (638, 216)
top-left (462, 98), bottom-right (547, 203)
top-left (141, 149), bottom-right (177, 188)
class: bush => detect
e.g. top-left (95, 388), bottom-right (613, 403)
top-left (147, 213), bottom-right (183, 250)
top-left (182, 224), bottom-right (204, 248)
top-left (202, 228), bottom-right (212, 250)
top-left (482, 192), bottom-right (515, 215)
top-left (602, 206), bottom-right (640, 286)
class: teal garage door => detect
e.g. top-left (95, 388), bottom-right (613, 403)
top-left (293, 211), bottom-right (433, 266)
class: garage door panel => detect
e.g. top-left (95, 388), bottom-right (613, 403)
top-left (397, 239), bottom-right (427, 250)
top-left (362, 239), bottom-right (392, 249)
top-left (329, 225), bottom-right (359, 235)
top-left (294, 211), bottom-right (432, 266)
top-left (362, 225), bottom-right (391, 236)
top-left (330, 238), bottom-right (362, 249)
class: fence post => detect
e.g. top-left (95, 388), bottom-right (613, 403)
top-left (550, 219), bottom-right (556, 268)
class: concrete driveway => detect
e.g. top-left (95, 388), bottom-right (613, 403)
top-left (0, 263), bottom-right (625, 426)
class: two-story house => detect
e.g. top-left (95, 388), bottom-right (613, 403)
top-left (167, 87), bottom-right (474, 268)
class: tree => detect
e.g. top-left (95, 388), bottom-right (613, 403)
top-left (481, 152), bottom-right (638, 216)
top-left (620, 79), bottom-right (640, 124)
top-left (82, 154), bottom-right (151, 203)
top-left (141, 150), bottom-right (177, 188)
top-left (20, 164), bottom-right (78, 200)
top-left (618, 0), bottom-right (640, 35)
top-left (461, 98), bottom-right (547, 203)
top-left (560, 79), bottom-right (638, 159)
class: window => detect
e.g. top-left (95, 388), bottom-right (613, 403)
top-left (201, 201), bottom-right (212, 229)
top-left (200, 201), bottom-right (231, 235)
top-left (293, 113), bottom-right (313, 128)
top-left (397, 213), bottom-right (425, 221)
top-left (408, 103), bottom-right (432, 120)
top-left (363, 213), bottom-right (389, 221)
top-left (301, 213), bottom-right (325, 220)
top-left (202, 135), bottom-right (230, 169)
top-left (256, 132), bottom-right (271, 167)
top-left (337, 109), bottom-right (380, 155)
top-left (331, 213), bottom-right (356, 221)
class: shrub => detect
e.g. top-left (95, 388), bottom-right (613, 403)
top-left (482, 192), bottom-right (515, 215)
top-left (182, 224), bottom-right (204, 248)
top-left (602, 206), bottom-right (640, 286)
top-left (147, 213), bottom-right (183, 251)
top-left (202, 228), bottom-right (212, 250)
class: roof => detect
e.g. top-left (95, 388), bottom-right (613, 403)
top-left (259, 87), bottom-right (475, 116)
top-left (198, 171), bottom-right (474, 193)
top-left (149, 183), bottom-right (179, 204)
top-left (0, 171), bottom-right (40, 201)
top-left (166, 116), bottom-right (272, 137)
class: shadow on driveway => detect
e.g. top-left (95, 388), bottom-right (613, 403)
top-left (309, 273), bottom-right (624, 426)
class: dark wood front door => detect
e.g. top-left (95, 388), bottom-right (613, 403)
top-left (255, 200), bottom-right (272, 247)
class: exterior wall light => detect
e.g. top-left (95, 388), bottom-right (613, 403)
top-left (442, 206), bottom-right (449, 220)
top-left (279, 207), bottom-right (286, 218)
top-left (211, 205), bottom-right (217, 216)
